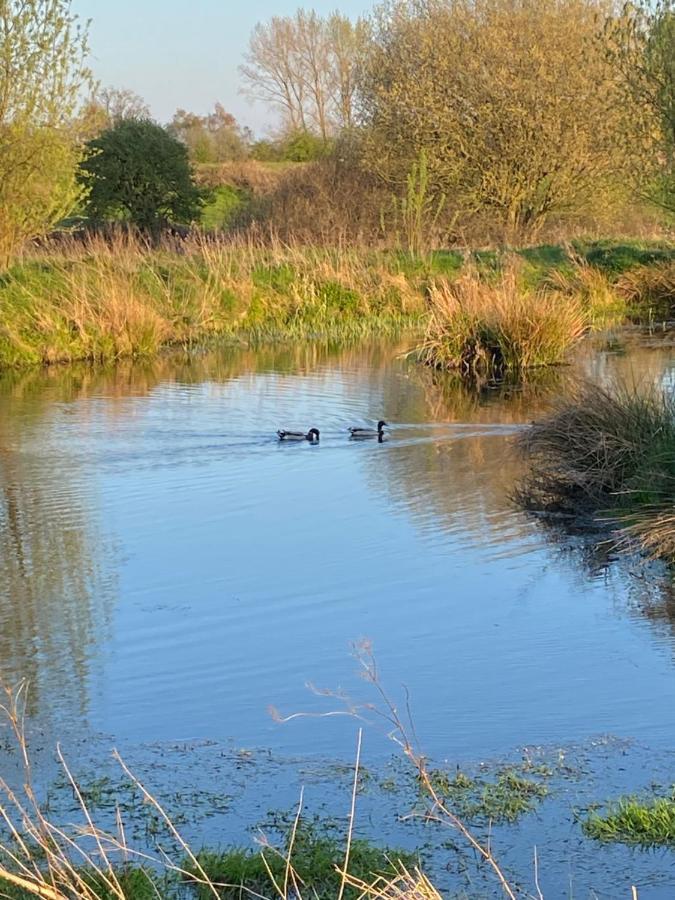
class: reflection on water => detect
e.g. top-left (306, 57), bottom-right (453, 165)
top-left (0, 334), bottom-right (674, 759)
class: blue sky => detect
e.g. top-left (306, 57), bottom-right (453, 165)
top-left (72, 0), bottom-right (371, 134)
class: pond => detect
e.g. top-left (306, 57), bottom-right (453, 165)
top-left (1, 331), bottom-right (674, 898)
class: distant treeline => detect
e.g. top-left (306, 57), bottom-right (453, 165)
top-left (1, 0), bottom-right (674, 265)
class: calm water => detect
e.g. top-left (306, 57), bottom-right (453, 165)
top-left (1, 332), bottom-right (675, 896)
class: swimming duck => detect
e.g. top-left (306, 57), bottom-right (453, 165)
top-left (349, 420), bottom-right (388, 439)
top-left (277, 428), bottom-right (320, 442)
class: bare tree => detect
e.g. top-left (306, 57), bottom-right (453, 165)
top-left (239, 8), bottom-right (364, 138)
top-left (97, 86), bottom-right (150, 125)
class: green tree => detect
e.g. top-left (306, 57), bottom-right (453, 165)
top-left (606, 0), bottom-right (675, 214)
top-left (359, 0), bottom-right (643, 238)
top-left (0, 0), bottom-right (91, 266)
top-left (79, 120), bottom-right (203, 235)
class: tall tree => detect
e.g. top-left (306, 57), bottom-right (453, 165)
top-left (239, 9), bottom-right (364, 138)
top-left (0, 0), bottom-right (91, 265)
top-left (605, 0), bottom-right (675, 213)
top-left (168, 104), bottom-right (251, 163)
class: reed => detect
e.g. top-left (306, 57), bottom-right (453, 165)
top-left (0, 234), bottom-right (426, 369)
top-left (517, 383), bottom-right (675, 560)
top-left (417, 264), bottom-right (587, 373)
top-left (615, 260), bottom-right (675, 311)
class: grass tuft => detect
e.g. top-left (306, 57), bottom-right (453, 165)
top-left (584, 792), bottom-right (675, 846)
top-left (417, 263), bottom-right (587, 373)
top-left (517, 383), bottom-right (675, 559)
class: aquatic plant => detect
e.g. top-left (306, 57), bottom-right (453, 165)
top-left (417, 264), bottom-right (587, 373)
top-left (584, 793), bottom-right (675, 846)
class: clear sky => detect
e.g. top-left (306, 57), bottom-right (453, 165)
top-left (72, 0), bottom-right (371, 134)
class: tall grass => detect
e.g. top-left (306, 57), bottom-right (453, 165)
top-left (615, 260), bottom-right (675, 311)
top-left (517, 383), bottom-right (675, 559)
top-left (0, 234), bottom-right (426, 368)
top-left (417, 264), bottom-right (587, 373)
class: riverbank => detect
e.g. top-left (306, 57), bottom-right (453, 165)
top-left (1, 236), bottom-right (672, 371)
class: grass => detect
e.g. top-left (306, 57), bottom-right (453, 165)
top-left (1, 236), bottom-right (672, 371)
top-left (188, 823), bottom-right (417, 900)
top-left (417, 262), bottom-right (588, 373)
top-left (615, 260), bottom-right (675, 313)
top-left (0, 234), bottom-right (426, 368)
top-left (584, 791), bottom-right (675, 846)
top-left (517, 382), bottom-right (675, 559)
top-left (422, 766), bottom-right (549, 824)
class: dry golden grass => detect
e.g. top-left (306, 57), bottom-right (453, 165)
top-left (615, 260), bottom-right (675, 309)
top-left (417, 264), bottom-right (587, 373)
top-left (0, 233), bottom-right (425, 368)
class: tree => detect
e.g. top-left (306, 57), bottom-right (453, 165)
top-left (239, 9), bottom-right (365, 139)
top-left (167, 104), bottom-right (251, 163)
top-left (359, 0), bottom-right (644, 237)
top-left (79, 120), bottom-right (202, 235)
top-left (0, 0), bottom-right (91, 266)
top-left (79, 86), bottom-right (150, 138)
top-left (605, 0), bottom-right (675, 214)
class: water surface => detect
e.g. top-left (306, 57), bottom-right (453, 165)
top-left (1, 331), bottom-right (674, 897)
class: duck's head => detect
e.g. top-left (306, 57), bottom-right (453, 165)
top-left (377, 420), bottom-right (388, 431)
top-left (307, 428), bottom-right (320, 440)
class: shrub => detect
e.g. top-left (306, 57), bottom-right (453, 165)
top-left (79, 120), bottom-right (203, 235)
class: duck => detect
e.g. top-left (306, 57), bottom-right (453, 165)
top-left (349, 420), bottom-right (388, 439)
top-left (277, 427), bottom-right (320, 442)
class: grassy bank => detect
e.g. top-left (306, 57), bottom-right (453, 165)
top-left (517, 384), bottom-right (675, 560)
top-left (1, 236), bottom-right (673, 371)
top-left (0, 236), bottom-right (427, 368)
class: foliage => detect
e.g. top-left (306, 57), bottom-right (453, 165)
top-left (605, 0), bottom-right (675, 214)
top-left (418, 263), bottom-right (588, 373)
top-left (359, 0), bottom-right (643, 239)
top-left (167, 104), bottom-right (251, 164)
top-left (0, 0), bottom-right (91, 266)
top-left (79, 120), bottom-right (203, 234)
top-left (78, 86), bottom-right (150, 139)
top-left (389, 151), bottom-right (447, 256)
top-left (240, 10), bottom-right (366, 138)
top-left (189, 822), bottom-right (416, 900)
top-left (584, 791), bottom-right (675, 846)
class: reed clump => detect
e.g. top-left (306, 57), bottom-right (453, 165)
top-left (517, 384), bottom-right (675, 559)
top-left (544, 252), bottom-right (624, 327)
top-left (417, 264), bottom-right (588, 374)
top-left (0, 234), bottom-right (426, 369)
top-left (615, 260), bottom-right (675, 312)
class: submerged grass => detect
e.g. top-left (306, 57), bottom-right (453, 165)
top-left (517, 383), bottom-right (675, 559)
top-left (417, 263), bottom-right (588, 373)
top-left (422, 766), bottom-right (549, 824)
top-left (584, 792), bottom-right (675, 846)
